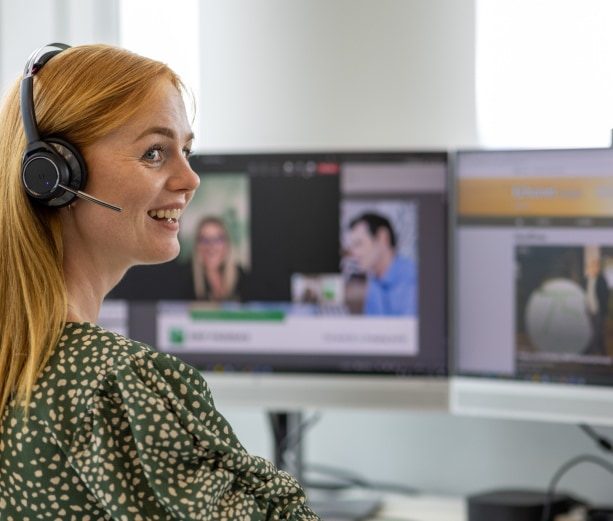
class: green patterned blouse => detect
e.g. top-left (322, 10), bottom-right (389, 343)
top-left (0, 322), bottom-right (320, 520)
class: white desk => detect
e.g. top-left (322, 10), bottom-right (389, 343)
top-left (368, 494), bottom-right (584, 521)
top-left (371, 495), bottom-right (466, 521)
top-left (310, 493), bottom-right (466, 521)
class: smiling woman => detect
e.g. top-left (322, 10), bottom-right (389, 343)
top-left (0, 43), bottom-right (319, 520)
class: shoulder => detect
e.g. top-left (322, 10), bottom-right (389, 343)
top-left (26, 327), bottom-right (320, 520)
top-left (44, 322), bottom-right (169, 381)
top-left (32, 322), bottom-right (210, 425)
top-left (50, 322), bottom-right (197, 374)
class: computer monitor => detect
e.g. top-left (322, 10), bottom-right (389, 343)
top-left (452, 148), bottom-right (613, 426)
top-left (103, 151), bottom-right (449, 411)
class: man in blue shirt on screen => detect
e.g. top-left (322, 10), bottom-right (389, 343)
top-left (348, 212), bottom-right (417, 316)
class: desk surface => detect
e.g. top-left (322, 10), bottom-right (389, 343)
top-left (371, 494), bottom-right (466, 521)
top-left (311, 492), bottom-right (466, 521)
top-left (368, 494), bottom-right (584, 521)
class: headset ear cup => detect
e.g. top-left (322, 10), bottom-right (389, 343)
top-left (23, 136), bottom-right (87, 208)
top-left (46, 137), bottom-right (87, 188)
top-left (22, 147), bottom-right (65, 202)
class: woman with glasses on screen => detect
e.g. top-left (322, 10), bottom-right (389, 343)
top-left (0, 43), bottom-right (318, 520)
top-left (192, 215), bottom-right (247, 302)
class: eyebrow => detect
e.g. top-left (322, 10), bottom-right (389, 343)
top-left (133, 126), bottom-right (195, 143)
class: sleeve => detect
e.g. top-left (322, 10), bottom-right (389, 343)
top-left (65, 350), bottom-right (320, 521)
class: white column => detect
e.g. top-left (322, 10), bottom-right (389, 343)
top-left (199, 0), bottom-right (477, 151)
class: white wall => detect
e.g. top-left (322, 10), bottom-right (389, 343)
top-left (0, 0), bottom-right (57, 93)
top-left (0, 0), bottom-right (117, 96)
top-left (199, 0), bottom-right (478, 151)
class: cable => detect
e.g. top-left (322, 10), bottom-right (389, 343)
top-left (579, 424), bottom-right (613, 454)
top-left (540, 454), bottom-right (613, 521)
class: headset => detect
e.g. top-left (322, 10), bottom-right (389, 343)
top-left (20, 42), bottom-right (121, 212)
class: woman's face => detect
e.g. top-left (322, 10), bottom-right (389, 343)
top-left (62, 79), bottom-right (200, 273)
top-left (197, 222), bottom-right (229, 270)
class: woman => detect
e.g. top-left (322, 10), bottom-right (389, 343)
top-left (192, 215), bottom-right (246, 301)
top-left (0, 43), bottom-right (318, 520)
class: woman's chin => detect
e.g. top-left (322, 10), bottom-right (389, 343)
top-left (142, 243), bottom-right (181, 265)
top-left (162, 248), bottom-right (181, 264)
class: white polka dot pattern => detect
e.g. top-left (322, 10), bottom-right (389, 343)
top-left (0, 322), bottom-right (320, 520)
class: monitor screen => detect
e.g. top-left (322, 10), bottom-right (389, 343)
top-left (103, 151), bottom-right (449, 408)
top-left (453, 148), bottom-right (613, 425)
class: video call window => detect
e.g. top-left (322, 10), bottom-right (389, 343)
top-left (108, 152), bottom-right (447, 376)
top-left (455, 149), bottom-right (613, 386)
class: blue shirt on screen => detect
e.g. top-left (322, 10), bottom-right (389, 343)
top-left (364, 255), bottom-right (417, 316)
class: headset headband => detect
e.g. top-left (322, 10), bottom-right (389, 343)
top-left (20, 43), bottom-right (70, 146)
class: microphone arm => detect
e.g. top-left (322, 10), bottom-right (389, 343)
top-left (59, 183), bottom-right (122, 212)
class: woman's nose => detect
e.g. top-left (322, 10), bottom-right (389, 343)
top-left (170, 158), bottom-right (200, 193)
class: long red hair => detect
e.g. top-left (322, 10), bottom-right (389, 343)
top-left (0, 44), bottom-right (184, 416)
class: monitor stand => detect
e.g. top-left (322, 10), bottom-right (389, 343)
top-left (269, 411), bottom-right (382, 520)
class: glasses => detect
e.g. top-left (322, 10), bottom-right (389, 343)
top-left (198, 235), bottom-right (227, 246)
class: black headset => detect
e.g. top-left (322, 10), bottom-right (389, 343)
top-left (20, 43), bottom-right (88, 208)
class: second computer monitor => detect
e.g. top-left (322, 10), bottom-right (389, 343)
top-left (453, 148), bottom-right (613, 425)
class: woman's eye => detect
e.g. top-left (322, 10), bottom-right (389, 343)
top-left (183, 147), bottom-right (192, 159)
top-left (142, 146), bottom-right (164, 163)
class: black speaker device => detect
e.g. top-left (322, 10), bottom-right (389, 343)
top-left (588, 507), bottom-right (613, 521)
top-left (467, 489), bottom-right (584, 521)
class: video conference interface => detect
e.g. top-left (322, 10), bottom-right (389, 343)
top-left (456, 149), bottom-right (613, 386)
top-left (106, 152), bottom-right (448, 376)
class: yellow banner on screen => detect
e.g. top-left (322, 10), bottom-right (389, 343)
top-left (458, 177), bottom-right (613, 217)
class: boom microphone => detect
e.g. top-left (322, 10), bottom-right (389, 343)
top-left (59, 183), bottom-right (122, 212)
